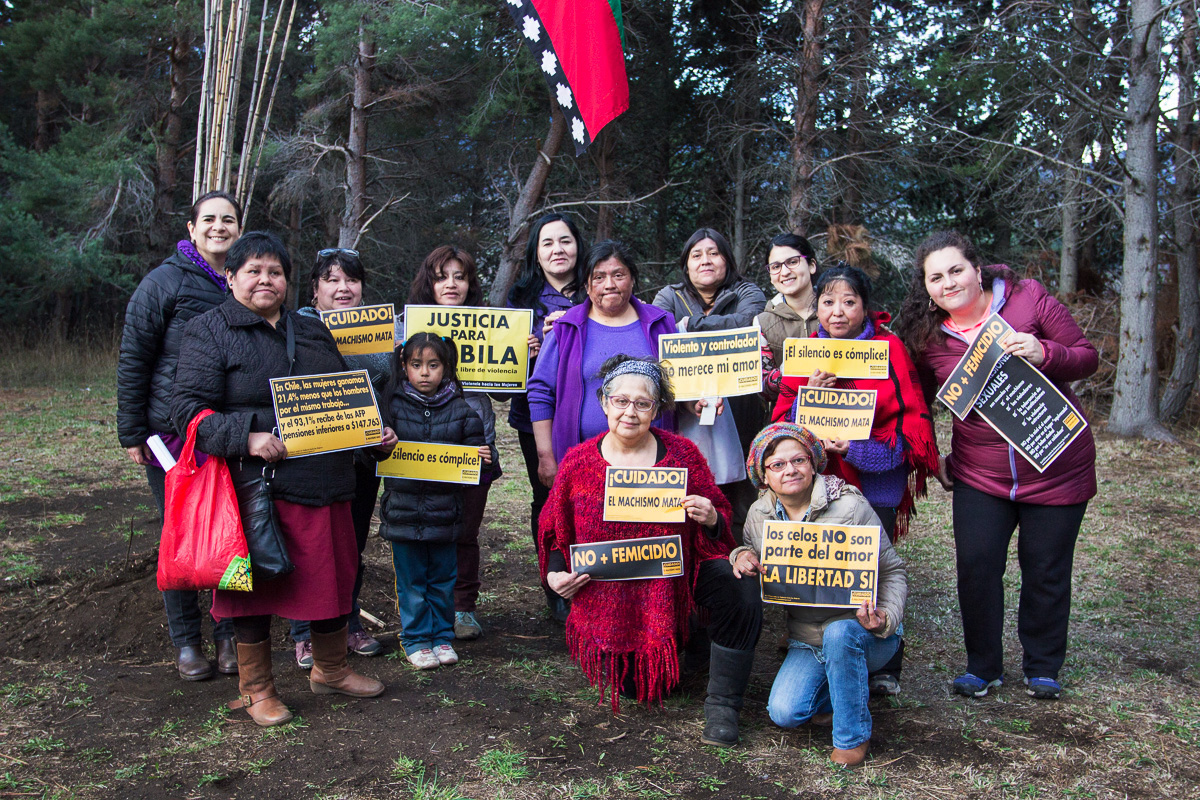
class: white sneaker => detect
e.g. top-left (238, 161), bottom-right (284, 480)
top-left (406, 648), bottom-right (439, 670)
top-left (433, 644), bottom-right (459, 666)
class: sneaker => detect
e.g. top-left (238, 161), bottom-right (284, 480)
top-left (433, 644), bottom-right (459, 665)
top-left (295, 639), bottom-right (313, 670)
top-left (868, 673), bottom-right (901, 697)
top-left (347, 629), bottom-right (382, 656)
top-left (454, 611), bottom-right (482, 640)
top-left (952, 672), bottom-right (1003, 698)
top-left (1024, 676), bottom-right (1062, 700)
top-left (406, 648), bottom-right (440, 670)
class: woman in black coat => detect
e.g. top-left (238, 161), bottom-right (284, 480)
top-left (171, 231), bottom-right (394, 726)
top-left (117, 191), bottom-right (241, 681)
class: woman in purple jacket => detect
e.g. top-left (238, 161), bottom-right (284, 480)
top-left (895, 231), bottom-right (1097, 702)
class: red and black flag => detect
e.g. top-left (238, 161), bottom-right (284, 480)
top-left (505, 0), bottom-right (629, 156)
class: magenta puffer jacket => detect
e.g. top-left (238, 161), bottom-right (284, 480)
top-left (918, 277), bottom-right (1097, 506)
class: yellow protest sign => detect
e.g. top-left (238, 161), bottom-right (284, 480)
top-left (270, 370), bottom-right (383, 457)
top-left (404, 305), bottom-right (533, 391)
top-left (781, 337), bottom-right (889, 379)
top-left (659, 326), bottom-right (761, 401)
top-left (376, 441), bottom-right (482, 485)
top-left (319, 303), bottom-right (396, 356)
top-left (792, 387), bottom-right (877, 440)
top-left (603, 466), bottom-right (688, 524)
top-left (759, 521), bottom-right (880, 608)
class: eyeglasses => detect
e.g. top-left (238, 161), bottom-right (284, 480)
top-left (318, 248), bottom-right (359, 258)
top-left (764, 455), bottom-right (812, 473)
top-left (605, 394), bottom-right (657, 414)
top-left (767, 256), bottom-right (807, 275)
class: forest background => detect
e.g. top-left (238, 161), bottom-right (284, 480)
top-left (0, 0), bottom-right (1197, 436)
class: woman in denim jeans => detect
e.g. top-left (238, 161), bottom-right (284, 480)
top-left (732, 423), bottom-right (907, 767)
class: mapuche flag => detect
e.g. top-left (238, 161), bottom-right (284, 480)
top-left (505, 0), bottom-right (629, 156)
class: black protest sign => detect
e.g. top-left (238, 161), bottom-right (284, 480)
top-left (937, 314), bottom-right (1014, 419)
top-left (569, 535), bottom-right (685, 581)
top-left (973, 354), bottom-right (1089, 472)
top-left (758, 521), bottom-right (879, 609)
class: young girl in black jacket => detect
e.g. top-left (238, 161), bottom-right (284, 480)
top-left (378, 334), bottom-right (488, 669)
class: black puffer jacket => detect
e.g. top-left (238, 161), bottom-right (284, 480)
top-left (171, 295), bottom-right (355, 507)
top-left (378, 386), bottom-right (485, 544)
top-left (117, 251), bottom-right (226, 447)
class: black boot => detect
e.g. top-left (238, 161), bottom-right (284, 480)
top-left (701, 642), bottom-right (755, 746)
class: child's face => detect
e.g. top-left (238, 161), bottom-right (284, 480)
top-left (405, 346), bottom-right (445, 395)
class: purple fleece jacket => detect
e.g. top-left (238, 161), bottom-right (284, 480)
top-left (528, 297), bottom-right (677, 462)
top-left (917, 278), bottom-right (1097, 505)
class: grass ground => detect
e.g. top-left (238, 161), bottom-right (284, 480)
top-left (0, 349), bottom-right (1197, 799)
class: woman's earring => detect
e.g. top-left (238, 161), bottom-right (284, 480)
top-left (927, 296), bottom-right (935, 311)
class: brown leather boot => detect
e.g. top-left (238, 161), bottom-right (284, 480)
top-left (309, 625), bottom-right (385, 698)
top-left (831, 741), bottom-right (870, 767)
top-left (175, 645), bottom-right (213, 681)
top-left (215, 638), bottom-right (238, 675)
top-left (227, 640), bottom-right (293, 727)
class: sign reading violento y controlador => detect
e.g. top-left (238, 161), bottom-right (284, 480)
top-left (270, 370), bottom-right (383, 457)
top-left (759, 521), bottom-right (880, 609)
top-left (658, 326), bottom-right (761, 401)
top-left (376, 441), bottom-right (481, 485)
top-left (569, 535), bottom-right (684, 581)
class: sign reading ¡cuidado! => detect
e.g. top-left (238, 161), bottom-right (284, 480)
top-left (658, 326), bottom-right (762, 401)
top-left (569, 534), bottom-right (685, 581)
top-left (602, 466), bottom-right (688, 524)
top-left (792, 387), bottom-right (878, 441)
top-left (319, 303), bottom-right (395, 356)
top-left (270, 370), bottom-right (383, 457)
top-left (781, 338), bottom-right (890, 379)
top-left (403, 305), bottom-right (533, 392)
top-left (376, 441), bottom-right (481, 485)
top-left (759, 521), bottom-right (880, 609)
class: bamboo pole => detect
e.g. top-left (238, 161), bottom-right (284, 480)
top-left (236, 0), bottom-right (271, 199)
top-left (241, 0), bottom-right (296, 221)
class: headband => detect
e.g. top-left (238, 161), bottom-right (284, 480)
top-left (602, 359), bottom-right (665, 398)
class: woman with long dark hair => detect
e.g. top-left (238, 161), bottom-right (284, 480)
top-left (894, 231), bottom-right (1097, 701)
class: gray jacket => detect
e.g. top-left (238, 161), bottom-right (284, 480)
top-left (651, 279), bottom-right (766, 333)
top-left (734, 475), bottom-right (907, 645)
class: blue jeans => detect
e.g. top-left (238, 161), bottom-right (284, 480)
top-left (767, 619), bottom-right (901, 750)
top-left (146, 465), bottom-right (235, 647)
top-left (390, 541), bottom-right (456, 655)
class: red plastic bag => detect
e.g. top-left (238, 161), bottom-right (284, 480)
top-left (156, 409), bottom-right (253, 592)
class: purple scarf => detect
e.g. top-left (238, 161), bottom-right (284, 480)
top-left (177, 239), bottom-right (227, 292)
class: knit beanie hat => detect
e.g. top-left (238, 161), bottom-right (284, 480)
top-left (745, 423), bottom-right (826, 490)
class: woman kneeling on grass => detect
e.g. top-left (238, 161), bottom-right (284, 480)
top-left (733, 423), bottom-right (907, 767)
top-left (538, 356), bottom-right (762, 746)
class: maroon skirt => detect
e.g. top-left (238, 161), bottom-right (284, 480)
top-left (212, 499), bottom-right (357, 621)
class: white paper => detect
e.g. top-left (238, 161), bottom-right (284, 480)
top-left (699, 399), bottom-right (717, 427)
top-left (146, 435), bottom-right (177, 471)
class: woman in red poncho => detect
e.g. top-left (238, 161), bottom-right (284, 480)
top-left (772, 265), bottom-right (939, 697)
top-left (539, 356), bottom-right (763, 747)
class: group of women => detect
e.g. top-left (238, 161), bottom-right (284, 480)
top-left (118, 202), bottom-right (1097, 765)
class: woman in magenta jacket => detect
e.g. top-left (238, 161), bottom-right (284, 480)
top-left (895, 231), bottom-right (1097, 702)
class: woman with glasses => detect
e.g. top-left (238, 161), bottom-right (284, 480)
top-left (757, 233), bottom-right (821, 403)
top-left (539, 356), bottom-right (762, 747)
top-left (289, 247), bottom-right (399, 667)
top-left (733, 422), bottom-right (906, 767)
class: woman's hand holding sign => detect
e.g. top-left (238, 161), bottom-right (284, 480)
top-left (1001, 332), bottom-right (1045, 366)
top-left (732, 549), bottom-right (765, 579)
top-left (856, 599), bottom-right (888, 634)
top-left (547, 570), bottom-right (590, 599)
top-left (248, 431), bottom-right (287, 462)
top-left (682, 494), bottom-right (719, 528)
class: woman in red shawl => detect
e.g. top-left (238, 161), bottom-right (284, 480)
top-left (772, 265), bottom-right (939, 696)
top-left (539, 356), bottom-right (762, 747)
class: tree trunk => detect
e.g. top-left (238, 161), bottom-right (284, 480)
top-left (1161, 3), bottom-right (1199, 420)
top-left (1110, 0), bottom-right (1172, 439)
top-left (1059, 0), bottom-right (1093, 297)
top-left (834, 0), bottom-right (868, 225)
top-left (490, 108), bottom-right (568, 306)
top-left (34, 89), bottom-right (57, 152)
top-left (593, 128), bottom-right (616, 240)
top-left (788, 0), bottom-right (824, 234)
top-left (733, 133), bottom-right (746, 268)
top-left (155, 33), bottom-right (189, 245)
top-left (340, 21), bottom-right (374, 249)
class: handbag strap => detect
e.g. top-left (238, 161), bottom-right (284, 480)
top-left (284, 314), bottom-right (296, 376)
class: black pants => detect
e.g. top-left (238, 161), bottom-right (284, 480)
top-left (953, 484), bottom-right (1088, 681)
top-left (517, 430), bottom-right (552, 548)
top-left (694, 558), bottom-right (763, 652)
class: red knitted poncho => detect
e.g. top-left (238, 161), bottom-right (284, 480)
top-left (538, 430), bottom-right (735, 710)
